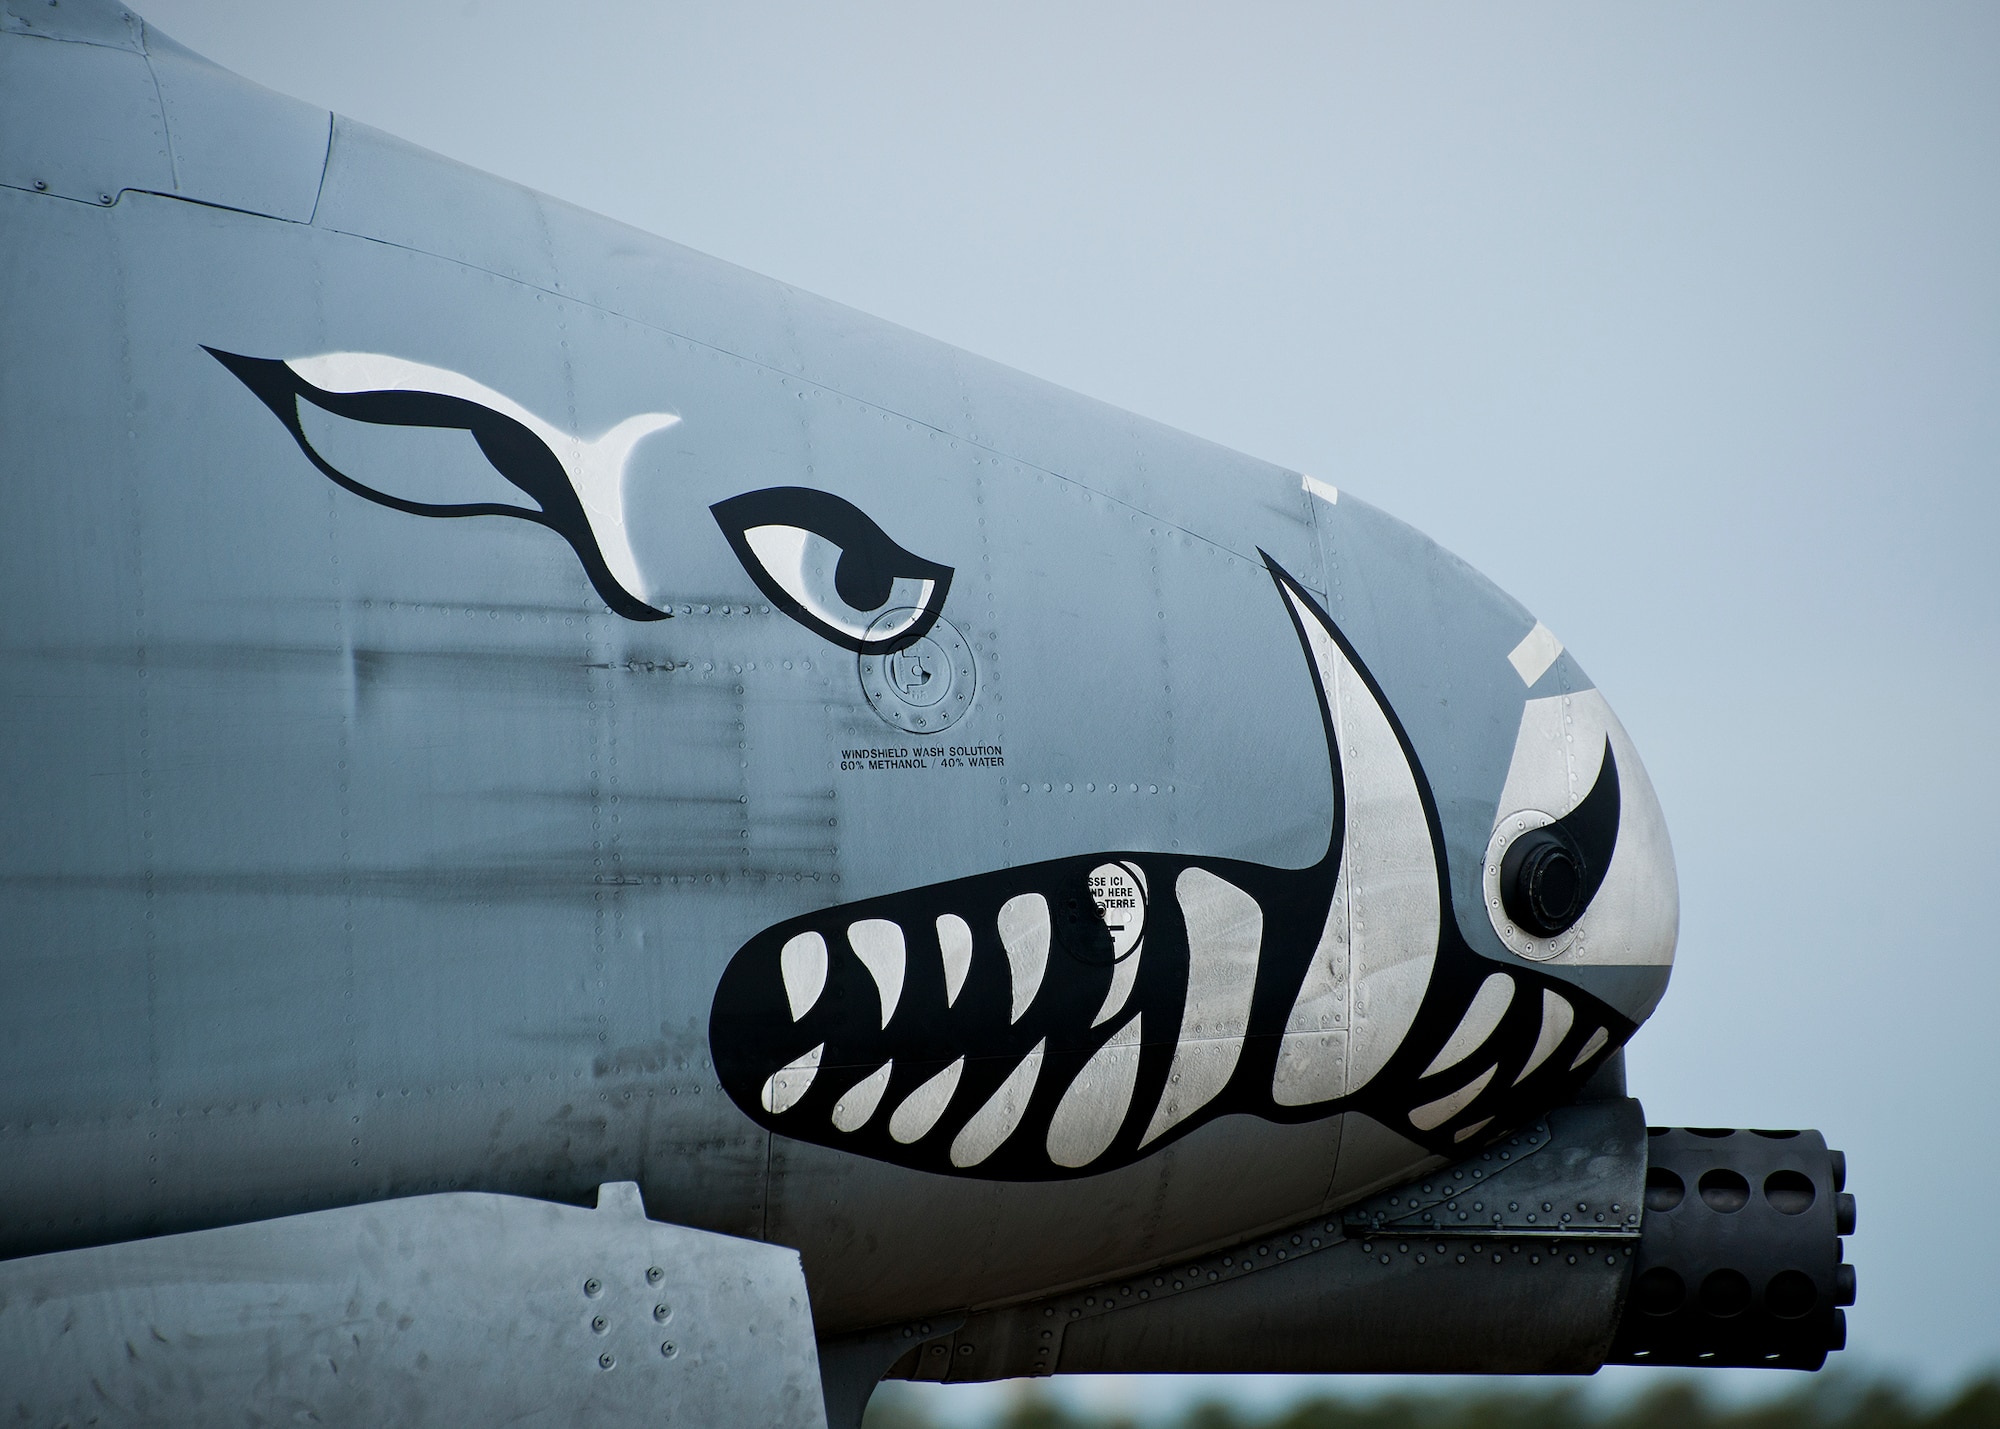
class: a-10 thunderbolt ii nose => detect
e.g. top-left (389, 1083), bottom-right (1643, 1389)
top-left (201, 346), bottom-right (1681, 1188)
top-left (0, 3), bottom-right (1850, 1421)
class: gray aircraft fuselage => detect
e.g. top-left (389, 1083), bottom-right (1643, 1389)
top-left (0, 0), bottom-right (1681, 1343)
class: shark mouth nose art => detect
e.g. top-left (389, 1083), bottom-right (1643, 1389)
top-left (710, 560), bottom-right (1638, 1178)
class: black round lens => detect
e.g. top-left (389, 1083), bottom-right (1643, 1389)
top-left (1530, 849), bottom-right (1581, 918)
top-left (1501, 826), bottom-right (1590, 937)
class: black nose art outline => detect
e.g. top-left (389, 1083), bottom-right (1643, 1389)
top-left (206, 347), bottom-right (671, 622)
top-left (709, 554), bottom-right (1637, 1179)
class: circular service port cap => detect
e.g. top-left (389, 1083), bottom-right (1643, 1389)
top-left (1483, 811), bottom-right (1581, 961)
top-left (857, 610), bottom-right (977, 733)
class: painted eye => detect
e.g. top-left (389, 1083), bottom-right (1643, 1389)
top-left (712, 486), bottom-right (953, 653)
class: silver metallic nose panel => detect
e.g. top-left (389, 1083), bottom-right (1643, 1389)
top-left (1483, 687), bottom-right (1678, 1022)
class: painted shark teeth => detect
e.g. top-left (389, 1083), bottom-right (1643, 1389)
top-left (1271, 858), bottom-right (1349, 1108)
top-left (760, 1044), bottom-right (822, 1115)
top-left (1421, 973), bottom-right (1516, 1078)
top-left (997, 894), bottom-right (1049, 1024)
top-left (889, 1058), bottom-right (965, 1143)
top-left (1514, 989), bottom-right (1574, 1084)
top-left (832, 1061), bottom-right (893, 1132)
top-left (1047, 1015), bottom-right (1142, 1168)
top-left (1409, 1064), bottom-right (1495, 1132)
top-left (1141, 870), bottom-right (1261, 1147)
top-left (780, 932), bottom-right (828, 1021)
top-left (937, 915), bottom-right (973, 1007)
top-left (951, 1041), bottom-right (1046, 1168)
top-left (1570, 1026), bottom-right (1610, 1070)
top-left (1087, 862), bottom-right (1147, 1029)
top-left (846, 920), bottom-right (905, 1028)
top-left (711, 554), bottom-right (1640, 1179)
top-left (1271, 575), bottom-right (1439, 1103)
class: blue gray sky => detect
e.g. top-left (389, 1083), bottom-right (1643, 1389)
top-left (139, 0), bottom-right (2000, 1414)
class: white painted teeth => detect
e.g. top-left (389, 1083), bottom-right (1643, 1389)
top-left (1409, 1063), bottom-right (1494, 1132)
top-left (764, 871), bottom-right (1265, 1166)
top-left (1086, 863), bottom-right (1147, 1028)
top-left (780, 932), bottom-right (828, 1021)
top-left (1407, 983), bottom-right (1583, 1135)
top-left (889, 1057), bottom-right (964, 1144)
top-left (1090, 943), bottom-right (1141, 1028)
top-left (1047, 1014), bottom-right (1143, 1168)
top-left (996, 894), bottom-right (1050, 1025)
top-left (936, 914), bottom-right (972, 1007)
top-left (1272, 859), bottom-right (1349, 1108)
top-left (1421, 973), bottom-right (1515, 1078)
top-left (1271, 576), bottom-right (1439, 1105)
top-left (951, 1041), bottom-right (1045, 1168)
top-left (1141, 868), bottom-right (1261, 1147)
top-left (767, 895), bottom-right (1576, 1160)
top-left (1570, 1026), bottom-right (1609, 1070)
top-left (1514, 989), bottom-right (1574, 1084)
top-left (760, 1044), bottom-right (822, 1114)
top-left (846, 920), bottom-right (905, 1029)
top-left (1454, 1116), bottom-right (1494, 1144)
top-left (832, 1061), bottom-right (893, 1132)
top-left (1402, 976), bottom-right (1567, 1137)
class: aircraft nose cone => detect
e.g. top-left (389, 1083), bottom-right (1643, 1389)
top-left (1481, 681), bottom-right (1678, 1024)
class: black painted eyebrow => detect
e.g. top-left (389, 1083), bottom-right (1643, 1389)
top-left (208, 347), bottom-right (669, 622)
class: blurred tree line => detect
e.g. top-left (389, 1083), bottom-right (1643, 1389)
top-left (864, 1376), bottom-right (2000, 1429)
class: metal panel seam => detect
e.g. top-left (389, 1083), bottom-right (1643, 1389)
top-left (306, 108), bottom-right (332, 224)
top-left (135, 28), bottom-right (179, 192)
top-left (299, 211), bottom-right (1264, 564)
